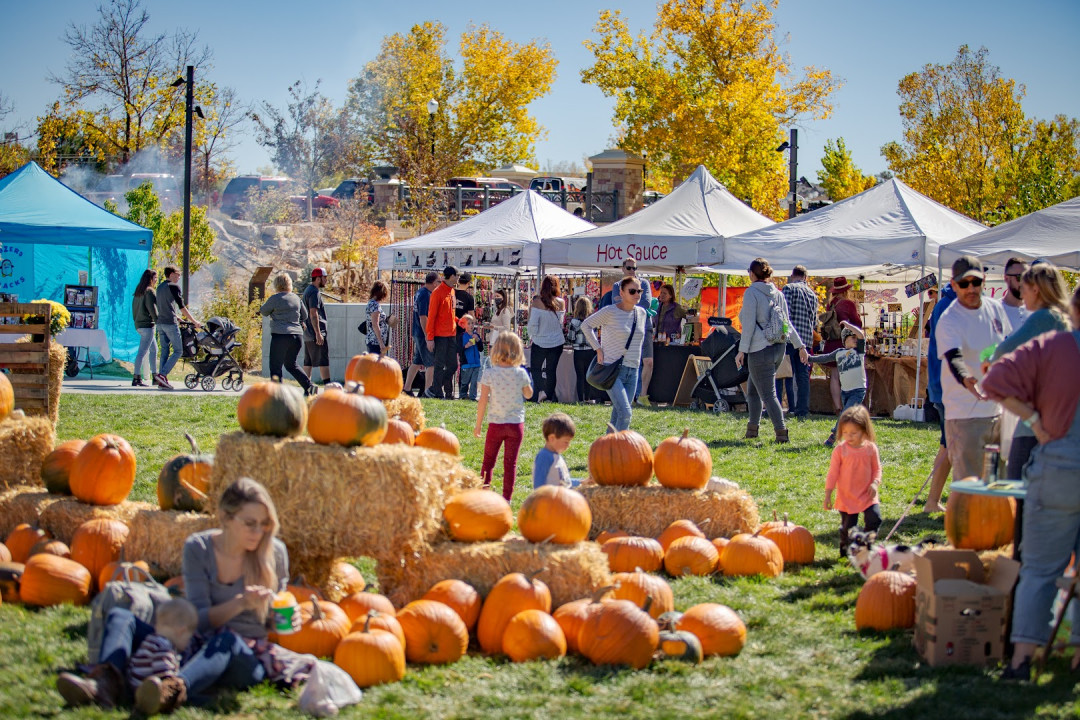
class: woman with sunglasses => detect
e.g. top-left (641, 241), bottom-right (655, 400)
top-left (582, 276), bottom-right (648, 431)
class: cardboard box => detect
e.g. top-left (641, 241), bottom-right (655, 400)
top-left (913, 549), bottom-right (1020, 667)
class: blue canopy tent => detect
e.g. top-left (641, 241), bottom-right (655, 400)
top-left (0, 162), bottom-right (152, 363)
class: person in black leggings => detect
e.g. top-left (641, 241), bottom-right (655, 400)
top-left (260, 273), bottom-right (315, 395)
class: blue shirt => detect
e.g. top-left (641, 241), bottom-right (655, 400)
top-left (533, 447), bottom-right (571, 488)
top-left (460, 330), bottom-right (482, 368)
top-left (927, 285), bottom-right (956, 404)
top-left (411, 286), bottom-right (431, 338)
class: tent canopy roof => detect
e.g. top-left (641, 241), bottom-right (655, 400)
top-left (542, 165), bottom-right (773, 271)
top-left (0, 162), bottom-right (152, 249)
top-left (939, 196), bottom-right (1080, 271)
top-left (378, 190), bottom-right (594, 272)
top-left (711, 178), bottom-right (986, 276)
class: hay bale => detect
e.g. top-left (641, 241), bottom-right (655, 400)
top-left (0, 485), bottom-right (59, 538)
top-left (580, 485), bottom-right (759, 540)
top-left (376, 537), bottom-right (613, 610)
top-left (384, 394), bottom-right (425, 431)
top-left (125, 510), bottom-right (218, 577)
top-left (209, 432), bottom-right (480, 574)
top-left (39, 497), bottom-right (156, 544)
top-left (0, 416), bottom-right (55, 490)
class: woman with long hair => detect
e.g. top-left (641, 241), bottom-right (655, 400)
top-left (131, 269), bottom-right (159, 387)
top-left (582, 276), bottom-right (648, 430)
top-left (568, 295), bottom-right (597, 403)
top-left (260, 273), bottom-right (314, 396)
top-left (488, 288), bottom-right (513, 345)
top-left (57, 478), bottom-right (314, 714)
top-left (365, 280), bottom-right (391, 354)
top-left (526, 275), bottom-right (566, 403)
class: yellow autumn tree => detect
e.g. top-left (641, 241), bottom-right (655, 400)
top-left (345, 22), bottom-right (556, 184)
top-left (881, 45), bottom-right (1079, 224)
top-left (582, 0), bottom-right (839, 220)
top-left (817, 138), bottom-right (876, 202)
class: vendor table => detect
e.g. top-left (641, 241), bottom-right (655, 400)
top-left (55, 328), bottom-right (112, 379)
top-left (647, 343), bottom-right (699, 405)
top-left (865, 355), bottom-right (927, 416)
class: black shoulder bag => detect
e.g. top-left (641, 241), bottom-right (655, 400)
top-left (586, 312), bottom-right (638, 391)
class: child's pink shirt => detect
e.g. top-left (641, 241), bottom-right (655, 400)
top-left (825, 441), bottom-right (882, 513)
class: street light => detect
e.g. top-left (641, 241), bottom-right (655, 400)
top-left (775, 129), bottom-right (798, 219)
top-left (171, 66), bottom-right (205, 304)
top-left (426, 99), bottom-right (439, 169)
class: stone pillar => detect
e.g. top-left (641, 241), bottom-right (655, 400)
top-left (588, 149), bottom-right (645, 220)
top-left (373, 179), bottom-right (402, 216)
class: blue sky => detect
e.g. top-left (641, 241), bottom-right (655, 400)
top-left (3, 0), bottom-right (1078, 182)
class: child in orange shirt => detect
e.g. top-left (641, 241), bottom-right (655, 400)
top-left (824, 405), bottom-right (882, 558)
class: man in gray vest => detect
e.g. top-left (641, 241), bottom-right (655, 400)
top-left (155, 266), bottom-right (200, 390)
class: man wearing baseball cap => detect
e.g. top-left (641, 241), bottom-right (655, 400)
top-left (932, 255), bottom-right (1012, 486)
top-left (302, 267), bottom-right (330, 385)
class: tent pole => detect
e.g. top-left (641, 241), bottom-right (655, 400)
top-left (913, 249), bottom-right (926, 422)
top-left (720, 273), bottom-right (727, 318)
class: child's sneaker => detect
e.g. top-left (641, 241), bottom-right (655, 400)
top-left (824, 433), bottom-right (836, 448)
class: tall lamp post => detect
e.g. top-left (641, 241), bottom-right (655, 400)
top-left (426, 99), bottom-right (439, 181)
top-left (775, 128), bottom-right (798, 219)
top-left (170, 66), bottom-right (204, 304)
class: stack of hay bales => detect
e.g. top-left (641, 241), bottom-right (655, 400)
top-left (580, 485), bottom-right (759, 540)
top-left (208, 431), bottom-right (481, 588)
top-left (0, 415), bottom-right (55, 491)
top-left (383, 394), bottom-right (424, 431)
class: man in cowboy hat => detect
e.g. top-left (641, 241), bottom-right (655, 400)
top-left (303, 267), bottom-right (330, 385)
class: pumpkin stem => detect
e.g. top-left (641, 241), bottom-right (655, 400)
top-left (363, 609), bottom-right (375, 633)
top-left (591, 584), bottom-right (618, 603)
top-left (681, 428), bottom-right (690, 440)
top-left (309, 597), bottom-right (323, 620)
top-left (184, 432), bottom-right (200, 456)
top-left (526, 567), bottom-right (549, 582)
top-left (772, 510), bottom-right (778, 523)
top-left (345, 381), bottom-right (366, 395)
top-left (641, 596), bottom-right (654, 614)
top-left (783, 512), bottom-right (790, 527)
top-left (606, 423), bottom-right (617, 435)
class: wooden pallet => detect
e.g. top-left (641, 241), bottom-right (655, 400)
top-left (0, 303), bottom-right (52, 416)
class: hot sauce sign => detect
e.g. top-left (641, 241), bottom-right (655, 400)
top-left (569, 240), bottom-right (700, 266)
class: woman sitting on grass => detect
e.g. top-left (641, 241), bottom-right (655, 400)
top-left (56, 478), bottom-right (312, 714)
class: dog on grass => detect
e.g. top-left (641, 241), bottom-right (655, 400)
top-left (846, 529), bottom-right (935, 580)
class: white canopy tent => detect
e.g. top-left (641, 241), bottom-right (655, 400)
top-left (709, 179), bottom-right (986, 278)
top-left (939, 195), bottom-right (1080, 271)
top-left (377, 190), bottom-right (595, 274)
top-left (541, 165), bottom-right (774, 272)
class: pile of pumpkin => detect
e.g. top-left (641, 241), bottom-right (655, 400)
top-left (588, 426), bottom-right (717, 489)
top-left (237, 353), bottom-right (458, 454)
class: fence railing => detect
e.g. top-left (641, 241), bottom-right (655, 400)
top-left (389, 185), bottom-right (620, 224)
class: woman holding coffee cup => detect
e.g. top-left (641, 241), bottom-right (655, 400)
top-left (57, 478), bottom-right (312, 714)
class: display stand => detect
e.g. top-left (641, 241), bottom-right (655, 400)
top-left (63, 284), bottom-right (99, 378)
top-left (672, 355), bottom-right (713, 407)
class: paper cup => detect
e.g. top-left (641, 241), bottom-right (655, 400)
top-left (272, 604), bottom-right (298, 635)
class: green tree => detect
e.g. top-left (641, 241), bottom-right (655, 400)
top-left (344, 22), bottom-right (556, 183)
top-left (582, 0), bottom-right (839, 219)
top-left (817, 138), bottom-right (876, 201)
top-left (881, 45), bottom-right (1079, 224)
top-left (106, 181), bottom-right (216, 272)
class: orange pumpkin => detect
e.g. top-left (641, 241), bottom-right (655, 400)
top-left (657, 519), bottom-right (705, 553)
top-left (610, 570), bottom-right (674, 619)
top-left (345, 353), bottom-right (404, 400)
top-left (29, 539), bottom-right (71, 559)
top-left (276, 598), bottom-right (351, 658)
top-left (476, 571), bottom-right (552, 655)
top-left (156, 433), bottom-right (212, 511)
top-left (0, 372), bottom-right (13, 422)
top-left (20, 554), bottom-right (92, 606)
top-left (945, 488), bottom-right (1016, 550)
top-left (760, 513), bottom-right (816, 564)
top-left (423, 579), bottom-right (482, 633)
top-left (349, 610), bottom-right (406, 649)
top-left (588, 426), bottom-right (654, 486)
top-left (502, 609), bottom-right (567, 662)
top-left (396, 599), bottom-right (469, 664)
top-left (41, 439), bottom-right (86, 495)
top-left (308, 383), bottom-right (388, 447)
top-left (6, 524), bottom-right (50, 564)
top-left (653, 429), bottom-right (712, 489)
top-left (721, 532), bottom-right (784, 578)
top-left (330, 561), bottom-right (367, 596)
top-left (552, 587), bottom-right (614, 655)
top-left (443, 490), bottom-right (513, 542)
top-left (578, 598), bottom-right (659, 669)
top-left (236, 382), bottom-right (308, 437)
top-left (69, 434), bottom-right (137, 506)
top-left (335, 613), bottom-right (406, 688)
top-left (663, 536), bottom-right (720, 577)
top-left (855, 570), bottom-right (917, 631)
top-left (98, 556), bottom-right (150, 590)
top-left (517, 486), bottom-right (592, 545)
top-left (595, 529), bottom-right (629, 544)
top-left (381, 417), bottom-right (415, 446)
top-left (339, 591), bottom-right (396, 623)
top-left (711, 537), bottom-right (730, 572)
top-left (602, 536), bottom-right (664, 573)
top-left (70, 518), bottom-right (130, 590)
top-left (676, 603), bottom-right (746, 657)
top-left (414, 426), bottom-right (460, 456)
top-left (287, 575), bottom-right (324, 603)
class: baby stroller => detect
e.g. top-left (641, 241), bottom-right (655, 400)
top-left (182, 316), bottom-right (244, 392)
top-left (687, 320), bottom-right (749, 413)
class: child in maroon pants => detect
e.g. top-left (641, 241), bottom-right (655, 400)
top-left (474, 333), bottom-right (533, 501)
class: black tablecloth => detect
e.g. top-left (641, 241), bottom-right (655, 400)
top-left (648, 344), bottom-right (699, 404)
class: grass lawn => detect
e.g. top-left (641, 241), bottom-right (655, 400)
top-left (2, 393), bottom-right (1077, 719)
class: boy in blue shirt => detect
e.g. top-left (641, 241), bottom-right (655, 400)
top-left (458, 315), bottom-right (483, 400)
top-left (533, 413), bottom-right (577, 488)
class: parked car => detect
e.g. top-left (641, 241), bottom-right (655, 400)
top-left (129, 173), bottom-right (181, 208)
top-left (529, 176), bottom-right (587, 216)
top-left (331, 178), bottom-right (375, 205)
top-left (221, 176), bottom-right (338, 219)
top-left (83, 174), bottom-right (129, 207)
top-left (643, 189), bottom-right (666, 206)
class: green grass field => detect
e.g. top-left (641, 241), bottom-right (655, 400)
top-left (1, 393), bottom-right (1077, 719)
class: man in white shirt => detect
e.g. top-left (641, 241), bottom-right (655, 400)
top-left (935, 255), bottom-right (1012, 481)
top-left (1001, 257), bottom-right (1029, 331)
